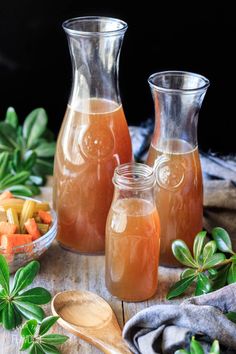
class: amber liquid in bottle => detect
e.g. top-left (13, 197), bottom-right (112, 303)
top-left (105, 198), bottom-right (160, 301)
top-left (54, 99), bottom-right (132, 254)
top-left (147, 139), bottom-right (203, 267)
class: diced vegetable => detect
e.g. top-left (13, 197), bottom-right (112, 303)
top-left (6, 208), bottom-right (20, 232)
top-left (1, 234), bottom-right (33, 254)
top-left (0, 191), bottom-right (13, 200)
top-left (0, 198), bottom-right (50, 213)
top-left (20, 200), bottom-right (36, 233)
top-left (37, 223), bottom-right (49, 235)
top-left (0, 221), bottom-right (17, 236)
top-left (0, 195), bottom-right (53, 259)
top-left (24, 218), bottom-right (40, 240)
top-left (0, 211), bottom-right (7, 222)
top-left (38, 210), bottom-right (52, 225)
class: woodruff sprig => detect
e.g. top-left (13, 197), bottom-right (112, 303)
top-left (0, 107), bottom-right (56, 196)
top-left (175, 337), bottom-right (220, 354)
top-left (167, 227), bottom-right (236, 300)
top-left (0, 255), bottom-right (51, 329)
top-left (20, 316), bottom-right (68, 354)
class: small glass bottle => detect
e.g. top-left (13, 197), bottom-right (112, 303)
top-left (105, 162), bottom-right (160, 302)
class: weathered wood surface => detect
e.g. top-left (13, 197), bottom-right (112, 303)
top-left (0, 187), bottom-right (182, 354)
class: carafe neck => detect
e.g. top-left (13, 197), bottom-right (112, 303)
top-left (149, 71), bottom-right (210, 153)
top-left (63, 16), bottom-right (127, 110)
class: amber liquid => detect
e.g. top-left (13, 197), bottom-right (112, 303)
top-left (147, 140), bottom-right (203, 267)
top-left (105, 198), bottom-right (160, 301)
top-left (53, 99), bottom-right (132, 254)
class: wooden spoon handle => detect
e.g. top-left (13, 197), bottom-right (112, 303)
top-left (94, 337), bottom-right (132, 354)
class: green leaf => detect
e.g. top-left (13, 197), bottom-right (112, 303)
top-left (193, 231), bottom-right (207, 262)
top-left (5, 107), bottom-right (18, 129)
top-left (20, 336), bottom-right (33, 351)
top-left (212, 227), bottom-right (233, 254)
top-left (39, 343), bottom-right (60, 354)
top-left (2, 303), bottom-right (22, 329)
top-left (227, 263), bottom-right (236, 284)
top-left (0, 122), bottom-right (18, 148)
top-left (202, 241), bottom-right (217, 262)
top-left (11, 260), bottom-right (40, 295)
top-left (202, 253), bottom-right (226, 270)
top-left (209, 339), bottom-right (220, 354)
top-left (21, 319), bottom-right (38, 337)
top-left (174, 351), bottom-right (189, 354)
top-left (7, 185), bottom-right (34, 197)
top-left (225, 311), bottom-right (236, 324)
top-left (13, 300), bottom-right (45, 322)
top-left (190, 337), bottom-right (204, 354)
top-left (12, 149), bottom-right (22, 173)
top-left (34, 142), bottom-right (56, 158)
top-left (16, 287), bottom-right (52, 305)
top-left (29, 175), bottom-right (44, 186)
top-left (211, 265), bottom-right (230, 291)
top-left (0, 254), bottom-right (10, 292)
top-left (172, 240), bottom-right (198, 268)
top-left (23, 151), bottom-right (37, 171)
top-left (0, 309), bottom-right (2, 324)
top-left (166, 275), bottom-right (196, 300)
top-left (41, 334), bottom-right (69, 345)
top-left (29, 343), bottom-right (45, 354)
top-left (0, 171), bottom-right (30, 189)
top-left (208, 268), bottom-right (218, 278)
top-left (0, 152), bottom-right (10, 180)
top-left (23, 108), bottom-right (48, 148)
top-left (39, 316), bottom-right (59, 335)
top-left (231, 255), bottom-right (236, 264)
top-left (181, 268), bottom-right (196, 279)
top-left (195, 273), bottom-right (212, 296)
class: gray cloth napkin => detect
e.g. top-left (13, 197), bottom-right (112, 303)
top-left (122, 284), bottom-right (236, 354)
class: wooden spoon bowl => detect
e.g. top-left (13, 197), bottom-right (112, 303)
top-left (52, 290), bottom-right (131, 354)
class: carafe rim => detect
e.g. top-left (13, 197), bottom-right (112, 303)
top-left (148, 70), bottom-right (210, 95)
top-left (63, 16), bottom-right (128, 37)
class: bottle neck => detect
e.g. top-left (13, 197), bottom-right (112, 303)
top-left (112, 163), bottom-right (156, 204)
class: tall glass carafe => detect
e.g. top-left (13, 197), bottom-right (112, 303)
top-left (53, 17), bottom-right (132, 254)
top-left (146, 71), bottom-right (209, 267)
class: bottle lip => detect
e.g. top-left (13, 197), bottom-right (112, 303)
top-left (148, 70), bottom-right (210, 95)
top-left (113, 163), bottom-right (156, 190)
top-left (63, 16), bottom-right (128, 37)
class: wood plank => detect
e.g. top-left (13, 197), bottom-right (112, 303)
top-left (0, 243), bottom-right (124, 354)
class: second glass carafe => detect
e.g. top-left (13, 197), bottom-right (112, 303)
top-left (147, 71), bottom-right (210, 267)
top-left (53, 17), bottom-right (132, 254)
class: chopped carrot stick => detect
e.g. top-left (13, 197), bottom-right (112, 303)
top-left (0, 222), bottom-right (17, 236)
top-left (0, 191), bottom-right (13, 200)
top-left (1, 234), bottom-right (33, 254)
top-left (38, 210), bottom-right (52, 225)
top-left (24, 218), bottom-right (40, 240)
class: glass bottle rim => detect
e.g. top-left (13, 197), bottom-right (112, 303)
top-left (113, 163), bottom-right (155, 190)
top-left (148, 70), bottom-right (210, 95)
top-left (63, 16), bottom-right (128, 37)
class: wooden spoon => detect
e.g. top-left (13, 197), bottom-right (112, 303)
top-left (51, 290), bottom-right (131, 354)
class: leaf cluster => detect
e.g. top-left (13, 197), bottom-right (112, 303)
top-left (0, 107), bottom-right (55, 196)
top-left (167, 228), bottom-right (236, 300)
top-left (0, 255), bottom-right (51, 330)
top-left (175, 337), bottom-right (220, 354)
top-left (20, 317), bottom-right (68, 354)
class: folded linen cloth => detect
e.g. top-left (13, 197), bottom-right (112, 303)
top-left (122, 284), bottom-right (236, 354)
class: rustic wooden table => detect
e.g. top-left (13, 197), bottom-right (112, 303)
top-left (0, 187), bottom-right (182, 354)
